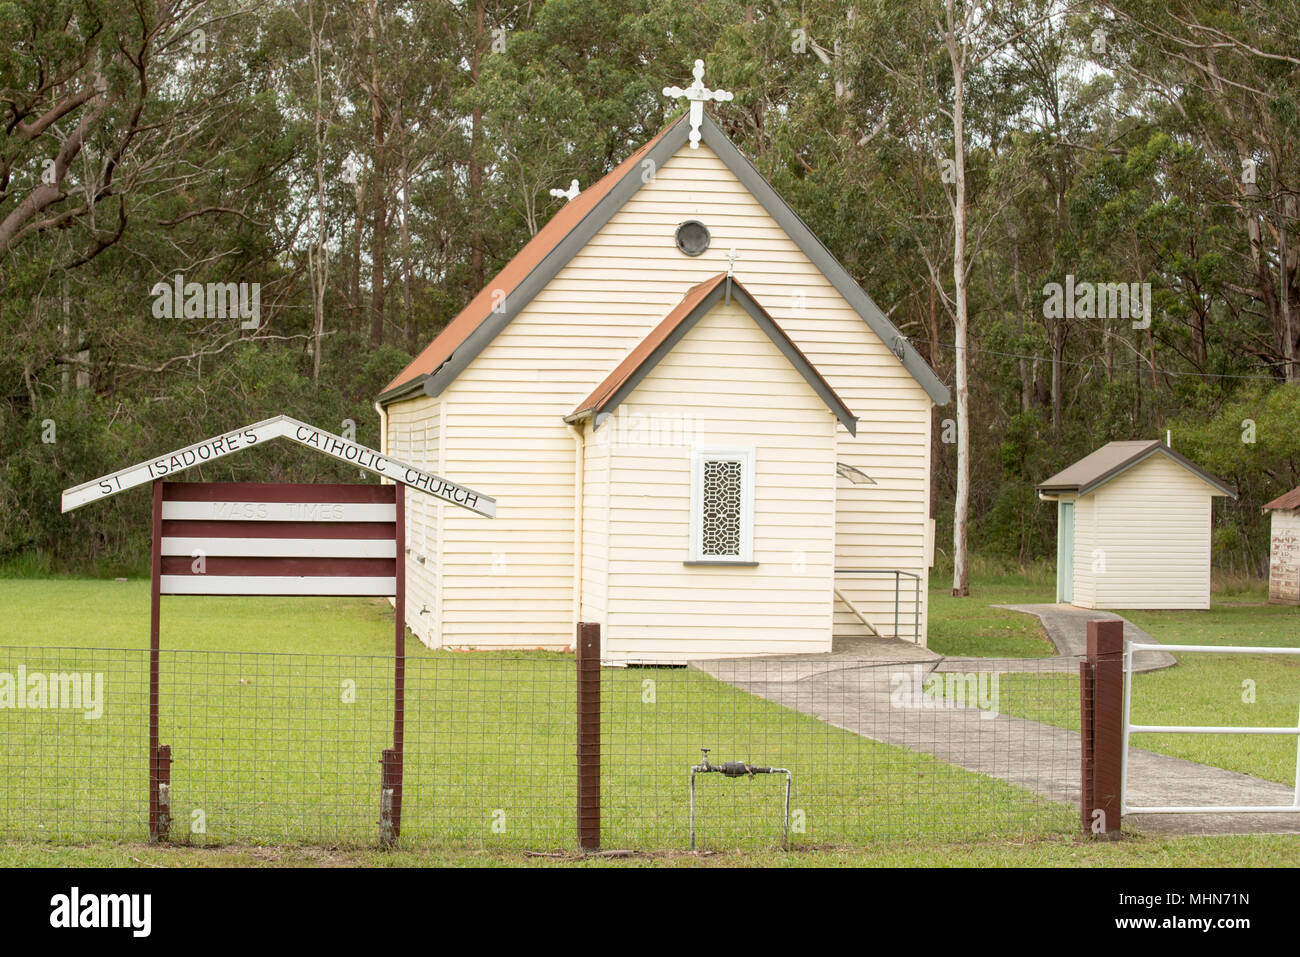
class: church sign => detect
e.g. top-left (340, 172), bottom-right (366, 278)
top-left (60, 414), bottom-right (497, 845)
top-left (60, 414), bottom-right (495, 518)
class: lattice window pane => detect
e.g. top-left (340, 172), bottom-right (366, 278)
top-left (701, 459), bottom-right (743, 557)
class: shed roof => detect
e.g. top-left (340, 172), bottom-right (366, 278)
top-left (1037, 439), bottom-right (1236, 498)
top-left (1262, 486), bottom-right (1300, 512)
top-left (566, 274), bottom-right (857, 435)
top-left (377, 112), bottom-right (950, 407)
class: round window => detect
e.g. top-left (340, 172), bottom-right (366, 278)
top-left (675, 220), bottom-right (710, 257)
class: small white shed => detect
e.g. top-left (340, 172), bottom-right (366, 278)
top-left (1037, 440), bottom-right (1235, 610)
top-left (1262, 487), bottom-right (1300, 605)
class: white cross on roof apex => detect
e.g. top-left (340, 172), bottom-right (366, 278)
top-left (549, 179), bottom-right (580, 202)
top-left (663, 59), bottom-right (733, 149)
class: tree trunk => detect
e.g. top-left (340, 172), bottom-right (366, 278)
top-left (945, 3), bottom-right (970, 599)
top-left (1050, 321), bottom-right (1063, 432)
top-left (400, 103), bottom-right (416, 353)
top-left (1276, 189), bottom-right (1296, 381)
top-left (469, 0), bottom-right (485, 290)
top-left (1011, 238), bottom-right (1029, 413)
top-left (368, 0), bottom-right (387, 347)
top-left (352, 180), bottom-right (363, 332)
top-left (309, 0), bottom-right (328, 382)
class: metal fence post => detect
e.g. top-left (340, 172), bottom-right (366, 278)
top-left (1083, 619), bottom-right (1125, 839)
top-left (576, 621), bottom-right (601, 851)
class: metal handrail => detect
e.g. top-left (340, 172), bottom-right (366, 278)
top-left (833, 568), bottom-right (922, 642)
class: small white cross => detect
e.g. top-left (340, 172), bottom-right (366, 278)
top-left (549, 179), bottom-right (580, 202)
top-left (663, 59), bottom-right (733, 149)
top-left (726, 247), bottom-right (739, 278)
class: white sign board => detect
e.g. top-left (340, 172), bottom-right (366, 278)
top-left (60, 415), bottom-right (497, 518)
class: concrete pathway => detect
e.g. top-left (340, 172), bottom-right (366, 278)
top-left (995, 603), bottom-right (1177, 672)
top-left (691, 642), bottom-right (1300, 836)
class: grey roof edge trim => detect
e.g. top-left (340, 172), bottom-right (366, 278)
top-left (415, 117), bottom-right (693, 402)
top-left (579, 279), bottom-right (859, 436)
top-left (377, 373), bottom-right (430, 405)
top-left (698, 115), bottom-right (952, 407)
top-left (1038, 443), bottom-right (1236, 499)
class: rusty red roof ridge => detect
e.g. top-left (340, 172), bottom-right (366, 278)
top-left (1262, 486), bottom-right (1300, 512)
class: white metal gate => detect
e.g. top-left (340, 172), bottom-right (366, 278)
top-left (1121, 640), bottom-right (1300, 815)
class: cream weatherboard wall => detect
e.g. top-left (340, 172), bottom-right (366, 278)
top-left (585, 298), bottom-right (839, 663)
top-left (579, 425), bottom-right (610, 626)
top-left (387, 136), bottom-right (938, 650)
top-left (1068, 494), bottom-right (1099, 607)
top-left (384, 397), bottom-right (444, 645)
top-left (1078, 455), bottom-right (1217, 610)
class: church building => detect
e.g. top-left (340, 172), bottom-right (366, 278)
top-left (376, 62), bottom-right (950, 663)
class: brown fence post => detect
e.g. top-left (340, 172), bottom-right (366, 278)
top-left (390, 483), bottom-right (405, 842)
top-left (380, 748), bottom-right (399, 847)
top-left (575, 621), bottom-right (601, 852)
top-left (148, 480), bottom-right (163, 843)
top-left (154, 745), bottom-right (172, 843)
top-left (1083, 619), bottom-right (1125, 839)
top-left (1078, 659), bottom-right (1095, 835)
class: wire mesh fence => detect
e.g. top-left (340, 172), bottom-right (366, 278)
top-left (0, 644), bottom-right (1083, 850)
top-left (0, 647), bottom-right (148, 842)
top-left (605, 656), bottom-right (1081, 848)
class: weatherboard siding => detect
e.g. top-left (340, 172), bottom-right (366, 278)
top-left (580, 426), bottom-right (610, 628)
top-left (385, 397), bottom-right (442, 646)
top-left (1069, 494), bottom-right (1098, 608)
top-left (398, 137), bottom-right (937, 649)
top-left (599, 300), bottom-right (838, 662)
top-left (1087, 455), bottom-right (1216, 610)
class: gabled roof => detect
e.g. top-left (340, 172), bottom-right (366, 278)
top-left (566, 274), bottom-right (857, 435)
top-left (1262, 486), bottom-right (1300, 512)
top-left (1037, 440), bottom-right (1236, 498)
top-left (378, 112), bottom-right (950, 407)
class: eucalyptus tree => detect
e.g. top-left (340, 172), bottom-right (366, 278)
top-left (1101, 0), bottom-right (1300, 381)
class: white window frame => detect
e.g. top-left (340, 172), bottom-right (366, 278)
top-left (689, 447), bottom-right (755, 563)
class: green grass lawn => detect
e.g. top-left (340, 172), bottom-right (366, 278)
top-left (925, 561), bottom-right (1058, 657)
top-left (0, 579), bottom-right (1073, 854)
top-left (5, 831), bottom-right (1300, 867)
top-left (4, 574), bottom-right (1298, 867)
